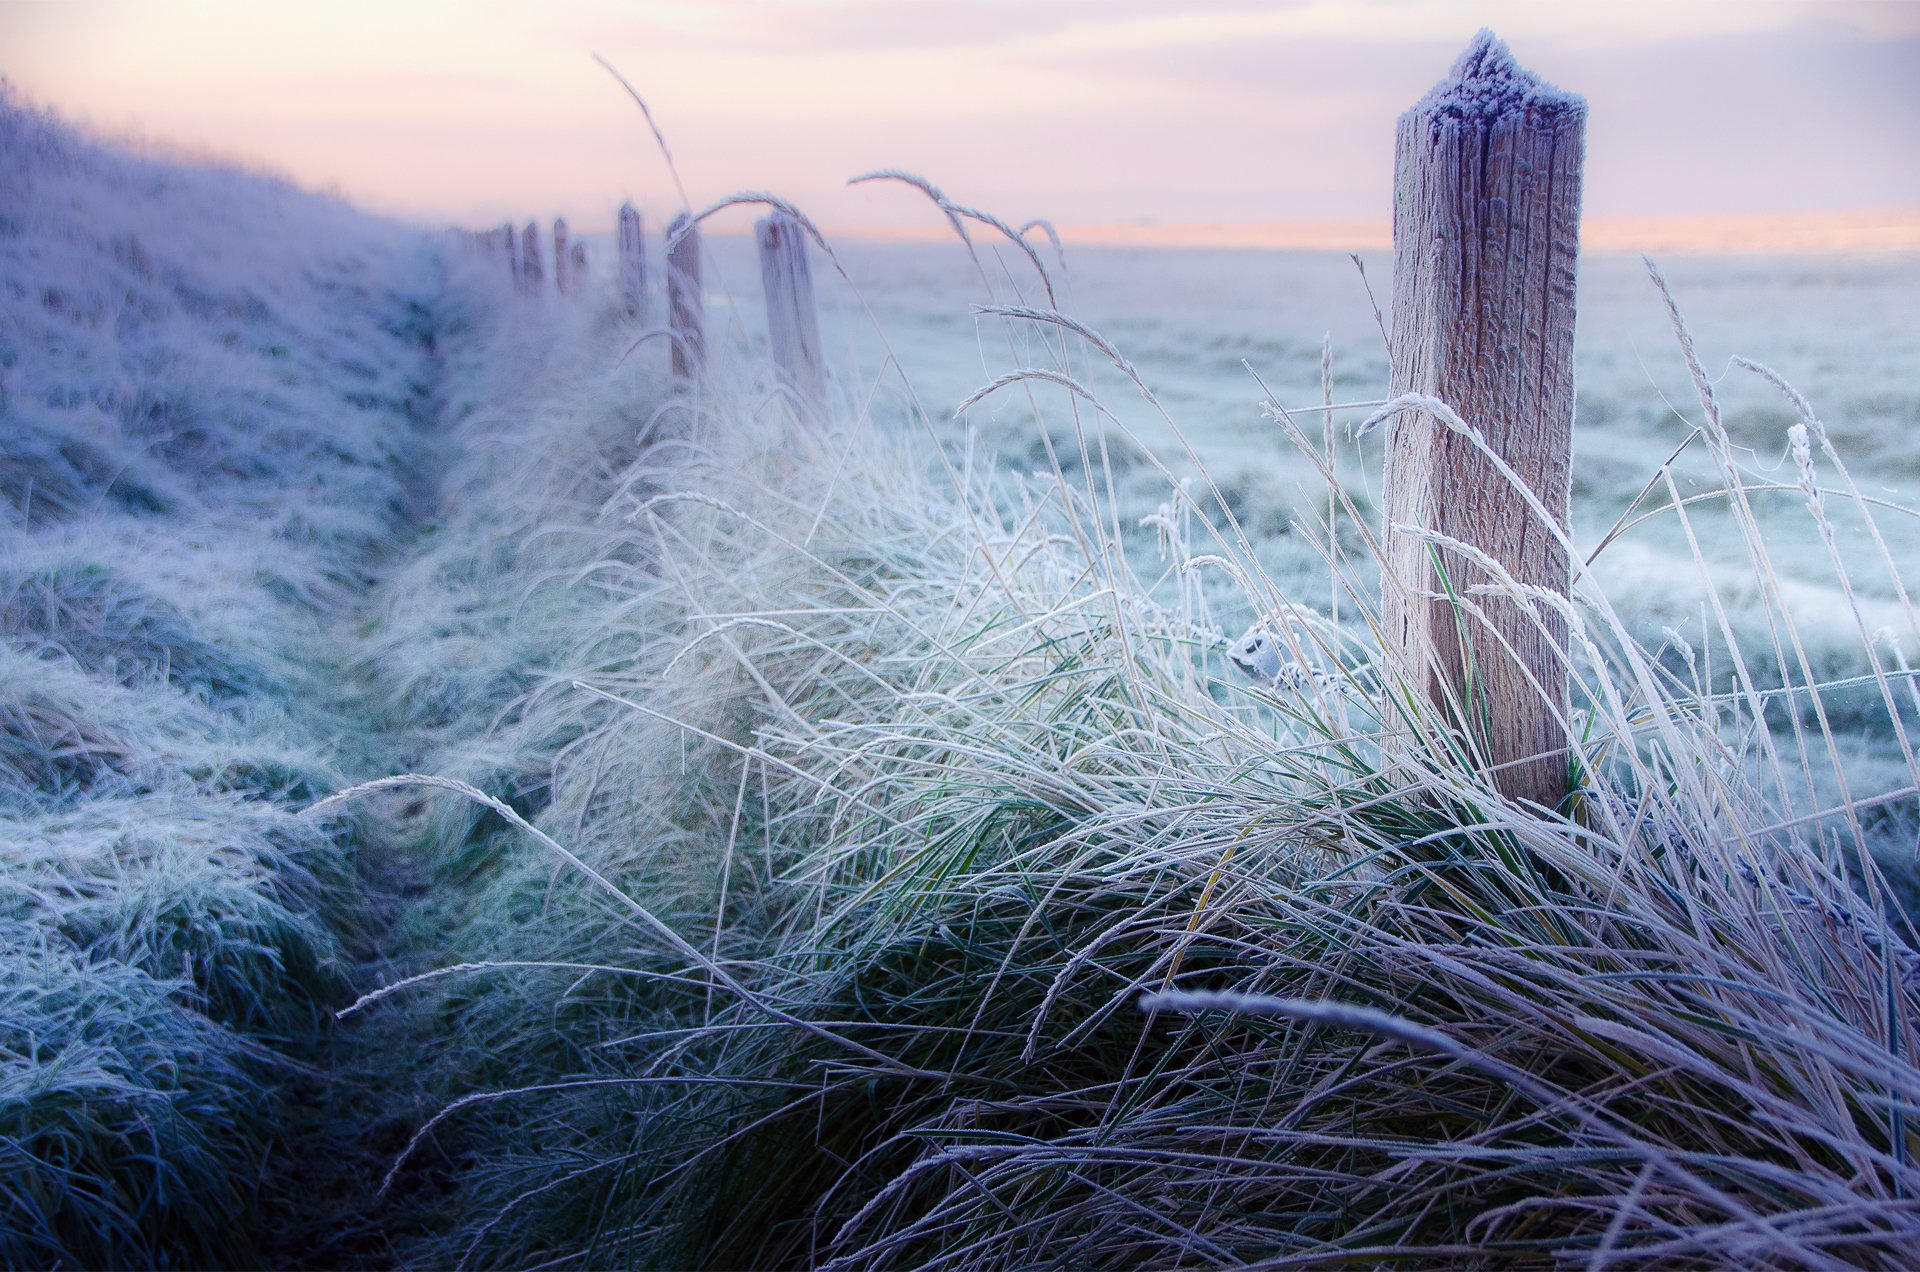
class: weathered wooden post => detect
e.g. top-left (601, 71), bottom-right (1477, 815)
top-left (755, 211), bottom-right (827, 422)
top-left (617, 201), bottom-right (646, 318)
top-left (1382, 29), bottom-right (1584, 807)
top-left (552, 218), bottom-right (571, 295)
top-left (520, 221), bottom-right (543, 294)
top-left (666, 212), bottom-right (705, 383)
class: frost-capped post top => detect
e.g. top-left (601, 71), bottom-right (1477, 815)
top-left (1382, 30), bottom-right (1586, 808)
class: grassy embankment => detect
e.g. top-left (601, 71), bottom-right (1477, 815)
top-left (334, 192), bottom-right (1920, 1265)
top-left (0, 93), bottom-right (440, 1265)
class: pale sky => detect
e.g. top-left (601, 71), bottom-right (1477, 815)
top-left (5, 0), bottom-right (1918, 244)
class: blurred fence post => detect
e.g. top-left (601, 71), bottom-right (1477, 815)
top-left (618, 202), bottom-right (646, 318)
top-left (755, 211), bottom-right (826, 423)
top-left (520, 221), bottom-right (543, 294)
top-left (502, 221), bottom-right (519, 289)
top-left (1382, 30), bottom-right (1585, 808)
top-left (552, 218), bottom-right (570, 295)
top-left (667, 213), bottom-right (705, 384)
top-left (570, 241), bottom-right (588, 281)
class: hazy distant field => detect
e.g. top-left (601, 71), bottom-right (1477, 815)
top-left (672, 232), bottom-right (1920, 642)
top-left (692, 234), bottom-right (1920, 523)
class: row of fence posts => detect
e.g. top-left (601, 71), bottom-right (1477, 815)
top-left (458, 204), bottom-right (823, 420)
top-left (460, 218), bottom-right (592, 297)
top-left (457, 207), bottom-right (705, 385)
top-left (449, 32), bottom-right (1580, 808)
top-left (649, 207), bottom-right (821, 421)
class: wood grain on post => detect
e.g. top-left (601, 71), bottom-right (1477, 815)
top-left (1383, 30), bottom-right (1584, 807)
top-left (552, 218), bottom-right (570, 295)
top-left (617, 202), bottom-right (646, 318)
top-left (666, 213), bottom-right (705, 383)
top-left (755, 212), bottom-right (827, 423)
top-left (520, 221), bottom-right (543, 294)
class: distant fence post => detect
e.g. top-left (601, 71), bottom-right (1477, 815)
top-left (667, 213), bottom-right (705, 384)
top-left (1382, 30), bottom-right (1584, 808)
top-left (520, 220), bottom-right (543, 294)
top-left (755, 211), bottom-right (827, 423)
top-left (570, 241), bottom-right (588, 281)
top-left (617, 202), bottom-right (647, 318)
top-left (502, 220), bottom-right (519, 288)
top-left (552, 218), bottom-right (571, 295)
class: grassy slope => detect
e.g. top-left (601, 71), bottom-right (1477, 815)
top-left (0, 93), bottom-right (440, 1266)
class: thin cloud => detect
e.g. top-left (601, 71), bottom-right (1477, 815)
top-left (565, 0), bottom-right (1304, 55)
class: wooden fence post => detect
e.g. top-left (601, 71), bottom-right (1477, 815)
top-left (552, 218), bottom-right (570, 295)
top-left (755, 211), bottom-right (826, 423)
top-left (520, 220), bottom-right (543, 294)
top-left (666, 213), bottom-right (705, 384)
top-left (617, 202), bottom-right (646, 318)
top-left (1382, 30), bottom-right (1584, 807)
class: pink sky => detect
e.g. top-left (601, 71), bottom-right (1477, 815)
top-left (6, 0), bottom-right (1918, 249)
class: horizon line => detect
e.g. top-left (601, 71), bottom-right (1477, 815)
top-left (516, 207), bottom-right (1920, 257)
top-left (661, 208), bottom-right (1920, 256)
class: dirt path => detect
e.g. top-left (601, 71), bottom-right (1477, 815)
top-left (249, 268), bottom-right (490, 1269)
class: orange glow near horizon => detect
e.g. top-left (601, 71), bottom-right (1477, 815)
top-left (6, 1), bottom-right (1918, 252)
top-left (1020, 209), bottom-right (1920, 256)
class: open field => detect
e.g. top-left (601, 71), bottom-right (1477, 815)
top-left (6, 90), bottom-right (1920, 1267)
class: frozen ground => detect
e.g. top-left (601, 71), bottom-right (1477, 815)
top-left (7, 84), bottom-right (1920, 1263)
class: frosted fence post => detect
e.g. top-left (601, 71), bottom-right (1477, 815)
top-left (755, 211), bottom-right (827, 424)
top-left (666, 213), bottom-right (705, 384)
top-left (520, 221), bottom-right (543, 294)
top-left (1382, 30), bottom-right (1585, 807)
top-left (617, 202), bottom-right (646, 318)
top-left (552, 218), bottom-right (570, 295)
